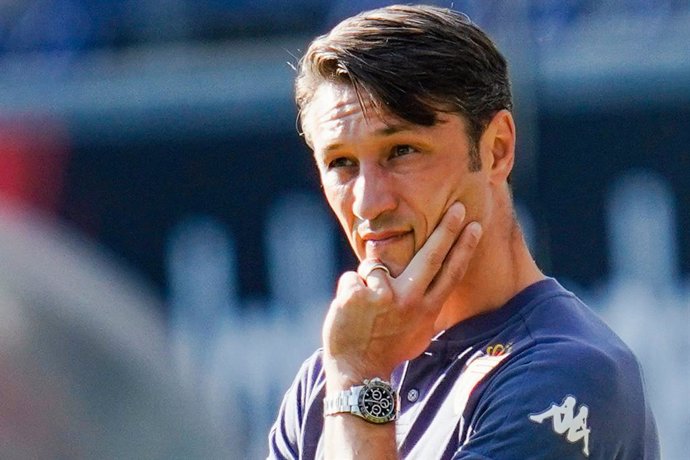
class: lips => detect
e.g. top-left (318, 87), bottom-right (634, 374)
top-left (360, 230), bottom-right (411, 249)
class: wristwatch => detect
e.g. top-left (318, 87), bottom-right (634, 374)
top-left (323, 377), bottom-right (399, 424)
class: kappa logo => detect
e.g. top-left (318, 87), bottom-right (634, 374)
top-left (529, 395), bottom-right (591, 457)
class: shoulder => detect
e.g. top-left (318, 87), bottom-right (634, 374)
top-left (460, 291), bottom-right (659, 458)
top-left (517, 286), bottom-right (645, 393)
top-left (510, 281), bottom-right (639, 377)
top-left (500, 290), bottom-right (651, 429)
top-left (497, 334), bottom-right (646, 418)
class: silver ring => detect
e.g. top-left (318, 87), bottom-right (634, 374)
top-left (359, 260), bottom-right (390, 279)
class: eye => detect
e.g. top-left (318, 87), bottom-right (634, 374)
top-left (390, 144), bottom-right (418, 158)
top-left (328, 156), bottom-right (356, 169)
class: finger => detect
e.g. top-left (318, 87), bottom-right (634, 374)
top-left (357, 259), bottom-right (392, 294)
top-left (399, 202), bottom-right (466, 291)
top-left (427, 221), bottom-right (482, 301)
top-left (357, 259), bottom-right (390, 280)
top-left (336, 270), bottom-right (365, 297)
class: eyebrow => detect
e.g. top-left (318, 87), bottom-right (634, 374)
top-left (323, 123), bottom-right (413, 153)
top-left (375, 124), bottom-right (410, 136)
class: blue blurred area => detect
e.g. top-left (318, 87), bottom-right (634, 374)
top-left (2, 0), bottom-right (686, 53)
top-left (0, 0), bottom-right (688, 458)
top-left (0, 0), bottom-right (333, 54)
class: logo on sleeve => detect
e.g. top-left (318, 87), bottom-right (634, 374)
top-left (529, 395), bottom-right (591, 457)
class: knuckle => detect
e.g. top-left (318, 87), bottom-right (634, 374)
top-left (395, 290), bottom-right (416, 309)
top-left (336, 271), bottom-right (359, 290)
top-left (339, 285), bottom-right (368, 304)
top-left (372, 287), bottom-right (394, 305)
top-left (446, 262), bottom-right (468, 282)
top-left (425, 248), bottom-right (447, 268)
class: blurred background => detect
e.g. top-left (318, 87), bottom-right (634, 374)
top-left (0, 0), bottom-right (687, 458)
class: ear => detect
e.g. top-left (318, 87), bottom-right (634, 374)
top-left (479, 110), bottom-right (515, 184)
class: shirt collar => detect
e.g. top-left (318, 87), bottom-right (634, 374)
top-left (428, 277), bottom-right (566, 353)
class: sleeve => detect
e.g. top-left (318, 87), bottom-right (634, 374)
top-left (267, 373), bottom-right (302, 459)
top-left (267, 351), bottom-right (325, 460)
top-left (453, 342), bottom-right (659, 460)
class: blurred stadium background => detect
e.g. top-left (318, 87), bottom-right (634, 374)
top-left (0, 0), bottom-right (688, 458)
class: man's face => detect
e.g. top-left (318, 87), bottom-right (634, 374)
top-left (303, 82), bottom-right (491, 277)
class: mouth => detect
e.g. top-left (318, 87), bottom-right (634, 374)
top-left (360, 230), bottom-right (412, 252)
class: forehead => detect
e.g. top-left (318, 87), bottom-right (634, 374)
top-left (307, 82), bottom-right (361, 120)
top-left (301, 82), bottom-right (384, 146)
top-left (301, 82), bottom-right (466, 151)
top-left (302, 83), bottom-right (427, 152)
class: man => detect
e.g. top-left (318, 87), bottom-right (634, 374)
top-left (269, 5), bottom-right (659, 459)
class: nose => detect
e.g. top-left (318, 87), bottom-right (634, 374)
top-left (352, 163), bottom-right (396, 221)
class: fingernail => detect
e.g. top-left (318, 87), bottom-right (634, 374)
top-left (468, 221), bottom-right (482, 240)
top-left (451, 202), bottom-right (466, 216)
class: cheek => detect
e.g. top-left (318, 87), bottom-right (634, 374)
top-left (323, 185), bottom-right (365, 258)
top-left (406, 179), bottom-right (455, 249)
top-left (323, 182), bottom-right (355, 229)
top-left (458, 177), bottom-right (490, 224)
top-left (419, 173), bottom-right (485, 236)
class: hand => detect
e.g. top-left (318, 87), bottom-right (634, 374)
top-left (322, 202), bottom-right (483, 388)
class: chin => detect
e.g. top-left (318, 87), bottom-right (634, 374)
top-left (375, 256), bottom-right (409, 278)
top-left (356, 241), bottom-right (415, 277)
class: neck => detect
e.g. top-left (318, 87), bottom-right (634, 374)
top-left (434, 209), bottom-right (544, 332)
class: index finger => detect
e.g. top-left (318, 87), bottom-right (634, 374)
top-left (398, 202), bottom-right (466, 291)
top-left (357, 258), bottom-right (392, 294)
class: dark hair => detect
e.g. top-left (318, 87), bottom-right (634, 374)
top-left (295, 4), bottom-right (513, 170)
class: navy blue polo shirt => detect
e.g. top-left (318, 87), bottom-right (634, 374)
top-left (268, 278), bottom-right (660, 459)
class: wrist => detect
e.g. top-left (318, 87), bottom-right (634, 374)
top-left (323, 377), bottom-right (399, 424)
top-left (323, 355), bottom-right (392, 393)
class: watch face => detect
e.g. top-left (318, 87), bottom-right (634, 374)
top-left (358, 379), bottom-right (397, 424)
